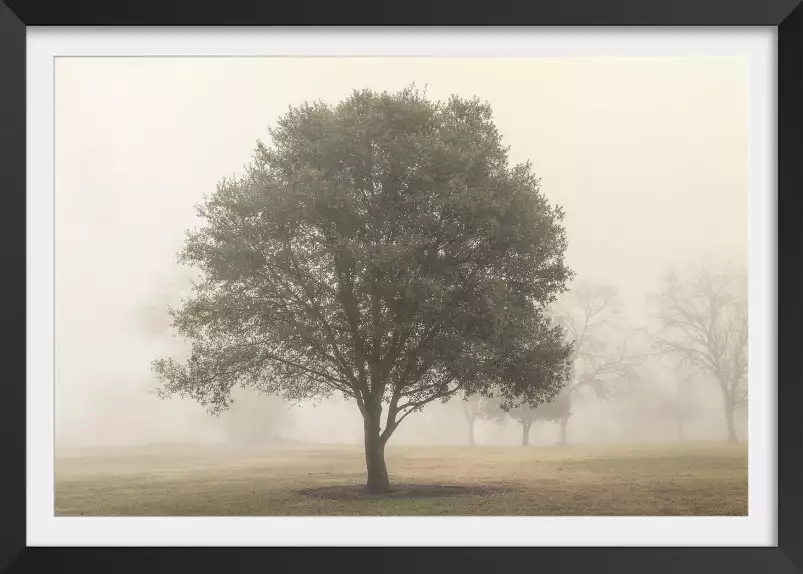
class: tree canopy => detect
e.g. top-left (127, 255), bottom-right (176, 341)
top-left (152, 86), bottom-right (574, 491)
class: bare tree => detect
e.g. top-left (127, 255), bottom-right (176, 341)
top-left (551, 284), bottom-right (640, 444)
top-left (650, 267), bottom-right (748, 442)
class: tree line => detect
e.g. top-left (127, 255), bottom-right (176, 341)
top-left (456, 271), bottom-right (747, 447)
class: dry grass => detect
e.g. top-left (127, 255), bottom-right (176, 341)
top-left (55, 442), bottom-right (747, 516)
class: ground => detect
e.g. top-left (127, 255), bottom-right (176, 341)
top-left (55, 442), bottom-right (747, 516)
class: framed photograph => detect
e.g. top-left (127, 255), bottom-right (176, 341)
top-left (2, 0), bottom-right (800, 572)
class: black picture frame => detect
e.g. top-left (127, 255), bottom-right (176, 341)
top-left (1, 1), bottom-right (799, 572)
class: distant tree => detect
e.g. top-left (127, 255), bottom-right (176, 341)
top-left (618, 361), bottom-right (701, 442)
top-left (458, 393), bottom-right (504, 446)
top-left (650, 267), bottom-right (747, 442)
top-left (504, 392), bottom-right (571, 446)
top-left (663, 362), bottom-right (700, 441)
top-left (551, 284), bottom-right (639, 444)
top-left (461, 394), bottom-right (482, 446)
top-left (152, 87), bottom-right (575, 493)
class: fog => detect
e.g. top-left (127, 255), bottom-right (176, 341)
top-left (55, 57), bottom-right (747, 450)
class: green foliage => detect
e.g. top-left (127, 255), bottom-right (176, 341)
top-left (531, 391), bottom-right (572, 422)
top-left (152, 86), bottom-right (574, 441)
top-left (483, 391), bottom-right (571, 425)
top-left (457, 392), bottom-right (508, 425)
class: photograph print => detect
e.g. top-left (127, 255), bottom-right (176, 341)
top-left (55, 56), bottom-right (749, 517)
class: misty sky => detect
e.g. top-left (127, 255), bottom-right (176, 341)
top-left (55, 57), bottom-right (748, 446)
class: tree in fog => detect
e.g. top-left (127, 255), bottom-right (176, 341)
top-left (551, 284), bottom-right (639, 444)
top-left (152, 87), bottom-right (575, 493)
top-left (482, 285), bottom-right (635, 446)
top-left (662, 362), bottom-right (700, 441)
top-left (461, 394), bottom-right (483, 446)
top-left (618, 362), bottom-right (700, 441)
top-left (650, 267), bottom-right (747, 442)
top-left (459, 392), bottom-right (507, 446)
top-left (504, 392), bottom-right (571, 446)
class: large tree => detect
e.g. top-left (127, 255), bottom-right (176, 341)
top-left (650, 267), bottom-right (747, 442)
top-left (152, 87), bottom-right (574, 493)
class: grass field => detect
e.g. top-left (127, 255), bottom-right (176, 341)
top-left (55, 442), bottom-right (748, 516)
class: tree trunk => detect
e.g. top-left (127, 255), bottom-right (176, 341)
top-left (724, 399), bottom-right (738, 443)
top-left (559, 416), bottom-right (569, 445)
top-left (521, 422), bottom-right (531, 446)
top-left (468, 416), bottom-right (476, 446)
top-left (717, 377), bottom-right (739, 443)
top-left (363, 417), bottom-right (392, 493)
top-left (676, 417), bottom-right (684, 441)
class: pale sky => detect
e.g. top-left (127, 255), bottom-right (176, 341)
top-left (55, 57), bottom-right (748, 446)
